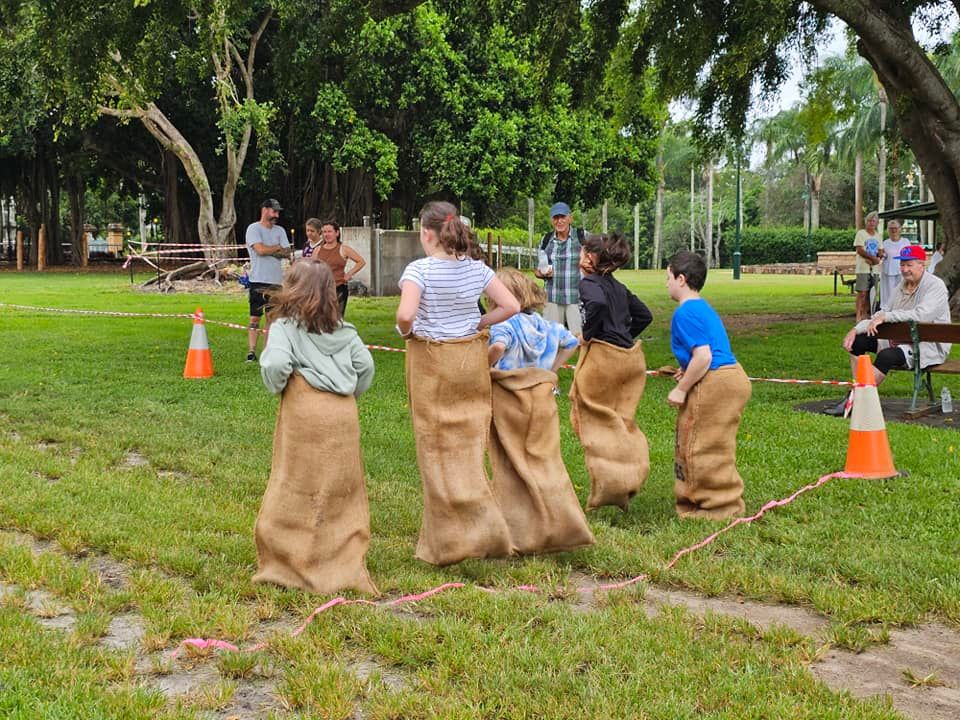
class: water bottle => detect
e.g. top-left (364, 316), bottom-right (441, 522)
top-left (537, 249), bottom-right (551, 275)
top-left (942, 386), bottom-right (953, 414)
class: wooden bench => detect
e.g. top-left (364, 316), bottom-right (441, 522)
top-left (874, 321), bottom-right (960, 417)
top-left (816, 251), bottom-right (859, 295)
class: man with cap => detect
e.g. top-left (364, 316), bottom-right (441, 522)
top-left (534, 201), bottom-right (585, 334)
top-left (245, 198), bottom-right (291, 362)
top-left (826, 244), bottom-right (952, 415)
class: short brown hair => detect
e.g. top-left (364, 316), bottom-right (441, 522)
top-left (490, 267), bottom-right (546, 312)
top-left (266, 260), bottom-right (341, 333)
top-left (581, 232), bottom-right (631, 274)
top-left (667, 250), bottom-right (707, 291)
top-left (419, 200), bottom-right (475, 257)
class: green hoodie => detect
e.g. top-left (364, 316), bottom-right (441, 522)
top-left (260, 317), bottom-right (374, 397)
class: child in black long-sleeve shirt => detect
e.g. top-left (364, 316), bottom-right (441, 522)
top-left (569, 232), bottom-right (653, 511)
top-left (579, 233), bottom-right (652, 345)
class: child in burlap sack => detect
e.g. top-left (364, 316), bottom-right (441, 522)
top-left (570, 232), bottom-right (653, 511)
top-left (666, 250), bottom-right (751, 520)
top-left (486, 268), bottom-right (594, 554)
top-left (396, 200), bottom-right (521, 566)
top-left (254, 260), bottom-right (378, 595)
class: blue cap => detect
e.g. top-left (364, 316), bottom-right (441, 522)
top-left (549, 202), bottom-right (571, 218)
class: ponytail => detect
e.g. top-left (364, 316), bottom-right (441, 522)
top-left (419, 200), bottom-right (474, 257)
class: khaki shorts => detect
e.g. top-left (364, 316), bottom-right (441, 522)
top-left (854, 273), bottom-right (877, 293)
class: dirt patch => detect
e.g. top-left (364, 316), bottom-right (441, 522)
top-left (101, 614), bottom-right (145, 651)
top-left (136, 278), bottom-right (245, 295)
top-left (724, 312), bottom-right (851, 334)
top-left (798, 397), bottom-right (960, 431)
top-left (120, 451), bottom-right (150, 469)
top-left (814, 624), bottom-right (960, 720)
top-left (642, 586), bottom-right (831, 637)
top-left (349, 657), bottom-right (409, 692)
top-left (213, 677), bottom-right (279, 719)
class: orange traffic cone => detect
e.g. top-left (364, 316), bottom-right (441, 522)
top-left (183, 307), bottom-right (214, 379)
top-left (844, 354), bottom-right (897, 478)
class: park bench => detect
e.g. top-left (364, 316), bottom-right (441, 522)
top-left (874, 320), bottom-right (960, 417)
top-left (816, 251), bottom-right (858, 295)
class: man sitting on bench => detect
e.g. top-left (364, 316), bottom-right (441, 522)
top-left (825, 245), bottom-right (952, 416)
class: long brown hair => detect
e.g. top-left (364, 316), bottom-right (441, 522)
top-left (581, 232), bottom-right (631, 275)
top-left (490, 267), bottom-right (546, 312)
top-left (266, 260), bottom-right (341, 333)
top-left (419, 200), bottom-right (474, 257)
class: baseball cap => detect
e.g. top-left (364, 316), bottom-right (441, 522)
top-left (895, 245), bottom-right (926, 262)
top-left (261, 198), bottom-right (283, 211)
top-left (549, 201), bottom-right (571, 218)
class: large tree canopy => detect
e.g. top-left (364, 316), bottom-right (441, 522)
top-left (639, 0), bottom-right (960, 309)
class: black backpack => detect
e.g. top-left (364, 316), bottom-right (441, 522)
top-left (540, 227), bottom-right (585, 259)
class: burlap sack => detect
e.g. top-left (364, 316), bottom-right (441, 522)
top-left (569, 339), bottom-right (650, 511)
top-left (405, 333), bottom-right (514, 565)
top-left (253, 373), bottom-right (377, 595)
top-left (489, 368), bottom-right (595, 554)
top-left (674, 363), bottom-right (752, 520)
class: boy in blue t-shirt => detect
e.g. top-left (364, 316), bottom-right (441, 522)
top-left (666, 251), bottom-right (751, 520)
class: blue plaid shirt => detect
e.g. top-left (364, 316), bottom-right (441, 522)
top-left (543, 230), bottom-right (582, 305)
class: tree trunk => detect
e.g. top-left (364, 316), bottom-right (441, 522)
top-left (877, 85), bottom-right (887, 215)
top-left (689, 165), bottom-right (695, 251)
top-left (704, 159), bottom-right (713, 267)
top-left (810, 172), bottom-right (822, 231)
top-left (653, 168), bottom-right (664, 269)
top-left (854, 152), bottom-right (864, 229)
top-left (66, 174), bottom-right (85, 266)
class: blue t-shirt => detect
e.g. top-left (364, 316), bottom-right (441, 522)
top-left (670, 298), bottom-right (736, 370)
top-left (489, 312), bottom-right (579, 371)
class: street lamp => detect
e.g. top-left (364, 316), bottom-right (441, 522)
top-left (802, 188), bottom-right (812, 263)
top-left (733, 147), bottom-right (742, 280)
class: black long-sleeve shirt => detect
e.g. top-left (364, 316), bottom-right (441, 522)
top-left (579, 273), bottom-right (653, 348)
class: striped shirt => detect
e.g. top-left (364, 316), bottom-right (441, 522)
top-left (543, 231), bottom-right (582, 305)
top-left (399, 256), bottom-right (494, 340)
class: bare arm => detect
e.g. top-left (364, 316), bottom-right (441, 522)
top-left (478, 276), bottom-right (520, 330)
top-left (667, 345), bottom-right (712, 408)
top-left (342, 244), bottom-right (367, 280)
top-left (550, 345), bottom-right (577, 372)
top-left (251, 242), bottom-right (288, 257)
top-left (488, 342), bottom-right (506, 366)
top-left (395, 281), bottom-right (422, 336)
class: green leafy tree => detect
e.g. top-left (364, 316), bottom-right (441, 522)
top-left (638, 0), bottom-right (960, 309)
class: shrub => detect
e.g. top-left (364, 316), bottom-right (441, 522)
top-left (736, 226), bottom-right (854, 265)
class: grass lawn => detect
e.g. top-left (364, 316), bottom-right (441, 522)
top-left (0, 268), bottom-right (957, 718)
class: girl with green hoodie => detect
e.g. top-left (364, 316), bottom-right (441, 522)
top-left (253, 260), bottom-right (378, 595)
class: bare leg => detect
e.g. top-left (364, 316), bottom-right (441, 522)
top-left (249, 316), bottom-right (261, 353)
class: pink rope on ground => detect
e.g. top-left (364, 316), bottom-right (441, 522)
top-left (169, 472), bottom-right (851, 657)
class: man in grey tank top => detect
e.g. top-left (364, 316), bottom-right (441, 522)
top-left (245, 198), bottom-right (291, 361)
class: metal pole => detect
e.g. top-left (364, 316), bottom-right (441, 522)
top-left (806, 190), bottom-right (812, 263)
top-left (527, 197), bottom-right (534, 269)
top-left (633, 203), bottom-right (640, 270)
top-left (733, 149), bottom-right (742, 280)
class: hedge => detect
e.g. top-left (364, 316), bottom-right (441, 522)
top-left (736, 226), bottom-right (854, 265)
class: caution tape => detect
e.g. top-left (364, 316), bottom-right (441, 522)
top-left (0, 302), bottom-right (855, 387)
top-left (171, 471), bottom-right (851, 656)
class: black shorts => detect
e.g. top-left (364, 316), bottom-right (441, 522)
top-left (249, 282), bottom-right (278, 318)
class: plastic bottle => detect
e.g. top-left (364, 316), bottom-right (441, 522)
top-left (942, 386), bottom-right (953, 414)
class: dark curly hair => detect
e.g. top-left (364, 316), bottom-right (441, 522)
top-left (581, 232), bottom-right (631, 275)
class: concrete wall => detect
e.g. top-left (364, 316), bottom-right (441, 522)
top-left (338, 227), bottom-right (421, 296)
top-left (340, 226), bottom-right (373, 288)
top-left (372, 230), bottom-right (421, 296)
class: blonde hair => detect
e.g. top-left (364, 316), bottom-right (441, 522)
top-left (490, 267), bottom-right (546, 312)
top-left (266, 260), bottom-right (341, 333)
top-left (419, 201), bottom-right (475, 257)
top-left (865, 211), bottom-right (879, 223)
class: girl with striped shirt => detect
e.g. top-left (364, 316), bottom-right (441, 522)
top-left (395, 201), bottom-right (520, 565)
